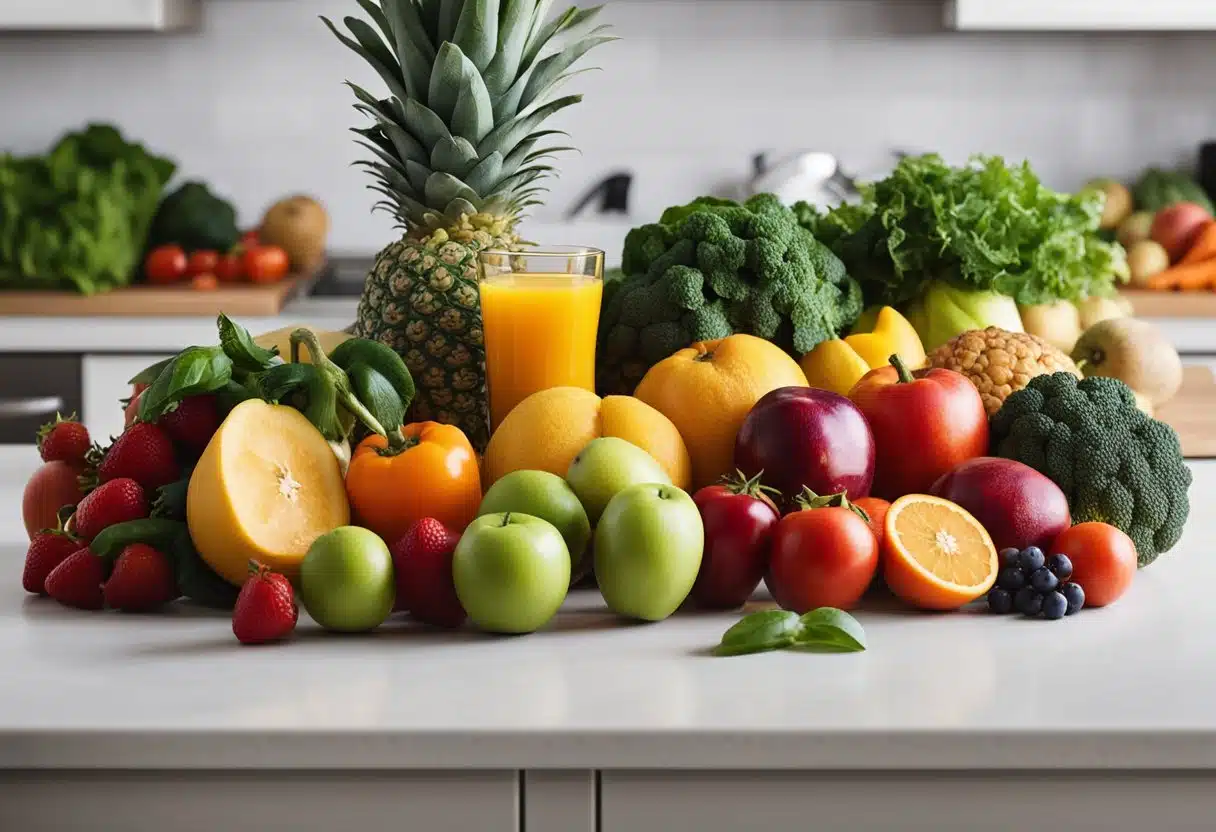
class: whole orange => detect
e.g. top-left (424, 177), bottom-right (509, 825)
top-left (634, 334), bottom-right (808, 490)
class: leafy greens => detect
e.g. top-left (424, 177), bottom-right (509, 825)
top-left (0, 123), bottom-right (176, 294)
top-left (798, 154), bottom-right (1127, 308)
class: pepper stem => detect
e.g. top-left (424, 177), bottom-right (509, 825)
top-left (890, 353), bottom-right (915, 384)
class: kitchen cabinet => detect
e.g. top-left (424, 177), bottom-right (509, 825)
top-left (82, 354), bottom-right (174, 444)
top-left (0, 355), bottom-right (81, 445)
top-left (945, 0), bottom-right (1216, 31)
top-left (0, 0), bottom-right (201, 31)
top-left (0, 771), bottom-right (520, 832)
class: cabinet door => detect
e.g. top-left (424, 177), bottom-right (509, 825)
top-left (600, 771), bottom-right (1216, 832)
top-left (0, 770), bottom-right (519, 832)
top-left (0, 355), bottom-right (81, 445)
top-left (82, 354), bottom-right (174, 442)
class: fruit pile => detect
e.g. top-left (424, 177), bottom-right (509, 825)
top-left (17, 313), bottom-right (1192, 650)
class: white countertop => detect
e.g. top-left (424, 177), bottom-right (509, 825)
top-left (1, 456), bottom-right (1213, 772)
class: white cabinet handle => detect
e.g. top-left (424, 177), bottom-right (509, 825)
top-left (0, 396), bottom-right (65, 419)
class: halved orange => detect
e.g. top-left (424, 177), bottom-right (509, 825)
top-left (883, 494), bottom-right (998, 611)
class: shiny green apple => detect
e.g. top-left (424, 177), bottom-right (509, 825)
top-left (477, 470), bottom-right (591, 574)
top-left (298, 526), bottom-right (395, 632)
top-left (594, 483), bottom-right (704, 621)
top-left (453, 512), bottom-right (571, 634)
top-left (565, 437), bottom-right (671, 524)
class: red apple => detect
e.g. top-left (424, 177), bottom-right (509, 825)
top-left (22, 461), bottom-right (84, 540)
top-left (1151, 202), bottom-right (1212, 262)
top-left (734, 386), bottom-right (875, 507)
top-left (930, 457), bottom-right (1071, 552)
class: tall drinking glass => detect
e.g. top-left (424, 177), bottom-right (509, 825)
top-left (477, 246), bottom-right (604, 432)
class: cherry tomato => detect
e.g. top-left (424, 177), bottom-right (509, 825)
top-left (144, 245), bottom-right (187, 284)
top-left (766, 499), bottom-right (878, 612)
top-left (1050, 522), bottom-right (1137, 607)
top-left (241, 229), bottom-right (260, 248)
top-left (215, 252), bottom-right (244, 282)
top-left (691, 474), bottom-right (780, 609)
top-left (242, 244), bottom-right (290, 284)
top-left (186, 249), bottom-right (220, 277)
top-left (191, 273), bottom-right (218, 291)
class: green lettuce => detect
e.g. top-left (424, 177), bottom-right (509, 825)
top-left (797, 154), bottom-right (1127, 308)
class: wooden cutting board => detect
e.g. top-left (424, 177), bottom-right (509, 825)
top-left (1121, 289), bottom-right (1216, 319)
top-left (0, 272), bottom-right (313, 317)
top-left (1158, 365), bottom-right (1216, 459)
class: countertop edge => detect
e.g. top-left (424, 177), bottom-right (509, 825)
top-left (3, 729), bottom-right (1215, 771)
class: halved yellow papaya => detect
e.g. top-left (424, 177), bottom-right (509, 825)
top-left (187, 399), bottom-right (349, 585)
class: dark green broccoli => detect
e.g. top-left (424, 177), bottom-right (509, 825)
top-left (597, 194), bottom-right (862, 395)
top-left (990, 372), bottom-right (1192, 567)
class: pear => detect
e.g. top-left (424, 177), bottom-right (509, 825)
top-left (1072, 318), bottom-right (1182, 406)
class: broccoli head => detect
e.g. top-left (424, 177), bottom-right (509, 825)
top-left (597, 194), bottom-right (862, 395)
top-left (990, 372), bottom-right (1192, 567)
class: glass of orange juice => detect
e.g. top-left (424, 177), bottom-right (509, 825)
top-left (478, 245), bottom-right (605, 432)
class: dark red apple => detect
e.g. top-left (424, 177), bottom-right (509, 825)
top-left (930, 457), bottom-right (1071, 552)
top-left (734, 386), bottom-right (875, 506)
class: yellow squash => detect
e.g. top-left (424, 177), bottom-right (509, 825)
top-left (800, 306), bottom-right (926, 396)
top-left (187, 399), bottom-right (350, 585)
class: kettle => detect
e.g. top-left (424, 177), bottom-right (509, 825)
top-left (747, 151), bottom-right (859, 209)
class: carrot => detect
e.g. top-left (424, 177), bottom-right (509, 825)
top-left (1178, 220), bottom-right (1216, 266)
top-left (1145, 257), bottom-right (1216, 290)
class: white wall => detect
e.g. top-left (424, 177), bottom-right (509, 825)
top-left (2, 0), bottom-right (1216, 258)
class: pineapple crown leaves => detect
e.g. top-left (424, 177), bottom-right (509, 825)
top-left (323, 0), bottom-right (616, 233)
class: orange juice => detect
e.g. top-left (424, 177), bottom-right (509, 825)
top-left (480, 273), bottom-right (603, 431)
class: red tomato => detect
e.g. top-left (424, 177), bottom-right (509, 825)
top-left (144, 245), bottom-right (187, 284)
top-left (691, 475), bottom-right (780, 609)
top-left (242, 244), bottom-right (290, 284)
top-left (1051, 522), bottom-right (1137, 607)
top-left (849, 357), bottom-right (988, 500)
top-left (765, 502), bottom-right (878, 612)
top-left (215, 252), bottom-right (243, 282)
top-left (241, 229), bottom-right (260, 248)
top-left (186, 249), bottom-right (220, 277)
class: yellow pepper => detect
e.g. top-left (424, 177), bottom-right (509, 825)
top-left (799, 306), bottom-right (927, 396)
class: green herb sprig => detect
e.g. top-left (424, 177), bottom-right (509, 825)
top-left (714, 608), bottom-right (867, 657)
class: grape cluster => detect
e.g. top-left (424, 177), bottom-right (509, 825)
top-left (987, 547), bottom-right (1085, 620)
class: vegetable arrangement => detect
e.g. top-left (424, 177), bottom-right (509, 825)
top-left (0, 124), bottom-right (175, 294)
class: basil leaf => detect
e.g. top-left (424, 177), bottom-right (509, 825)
top-left (715, 610), bottom-right (804, 657)
top-left (127, 356), bottom-right (174, 386)
top-left (138, 346), bottom-right (233, 421)
top-left (217, 313), bottom-right (279, 373)
top-left (795, 608), bottom-right (867, 653)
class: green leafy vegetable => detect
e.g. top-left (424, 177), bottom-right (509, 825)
top-left (715, 608), bottom-right (866, 656)
top-left (796, 608), bottom-right (867, 652)
top-left (217, 313), bottom-right (280, 373)
top-left (599, 193), bottom-right (863, 395)
top-left (138, 346), bottom-right (233, 422)
top-left (0, 123), bottom-right (175, 294)
top-left (128, 357), bottom-right (176, 387)
top-left (799, 154), bottom-right (1128, 308)
top-left (1132, 168), bottom-right (1214, 214)
top-left (145, 181), bottom-right (240, 254)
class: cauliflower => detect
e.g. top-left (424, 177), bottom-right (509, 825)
top-left (929, 327), bottom-right (1080, 415)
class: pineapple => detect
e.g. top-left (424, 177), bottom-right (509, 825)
top-left (325, 1), bottom-right (614, 451)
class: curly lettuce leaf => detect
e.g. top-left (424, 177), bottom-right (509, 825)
top-left (800, 154), bottom-right (1127, 307)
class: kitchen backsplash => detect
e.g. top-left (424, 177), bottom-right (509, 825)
top-left (3, 0), bottom-right (1216, 258)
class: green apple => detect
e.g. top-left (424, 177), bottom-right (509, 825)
top-left (565, 437), bottom-right (671, 524)
top-left (299, 526), bottom-right (395, 632)
top-left (477, 470), bottom-right (591, 574)
top-left (594, 483), bottom-right (704, 621)
top-left (453, 513), bottom-right (571, 634)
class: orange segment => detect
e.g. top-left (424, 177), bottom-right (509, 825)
top-left (882, 494), bottom-right (998, 610)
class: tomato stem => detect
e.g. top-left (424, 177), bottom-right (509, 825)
top-left (721, 469), bottom-right (782, 501)
top-left (890, 353), bottom-right (916, 384)
top-left (793, 486), bottom-right (871, 524)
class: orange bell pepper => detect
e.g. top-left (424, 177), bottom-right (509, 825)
top-left (345, 421), bottom-right (482, 545)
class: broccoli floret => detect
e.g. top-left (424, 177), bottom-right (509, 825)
top-left (597, 193), bottom-right (863, 395)
top-left (990, 373), bottom-right (1192, 567)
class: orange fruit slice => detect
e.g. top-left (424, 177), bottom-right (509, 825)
top-left (882, 494), bottom-right (998, 610)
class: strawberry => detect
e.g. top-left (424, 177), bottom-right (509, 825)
top-left (37, 414), bottom-right (91, 466)
top-left (95, 422), bottom-right (179, 492)
top-left (22, 530), bottom-right (82, 595)
top-left (73, 478), bottom-right (148, 541)
top-left (45, 548), bottom-right (105, 610)
top-left (391, 518), bottom-right (465, 628)
top-left (158, 394), bottom-right (220, 453)
top-left (232, 561), bottom-right (298, 645)
top-left (103, 543), bottom-right (179, 611)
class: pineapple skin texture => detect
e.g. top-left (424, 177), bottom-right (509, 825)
top-left (352, 227), bottom-right (515, 452)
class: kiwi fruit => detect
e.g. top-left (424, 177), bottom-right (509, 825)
top-left (1071, 318), bottom-right (1183, 406)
